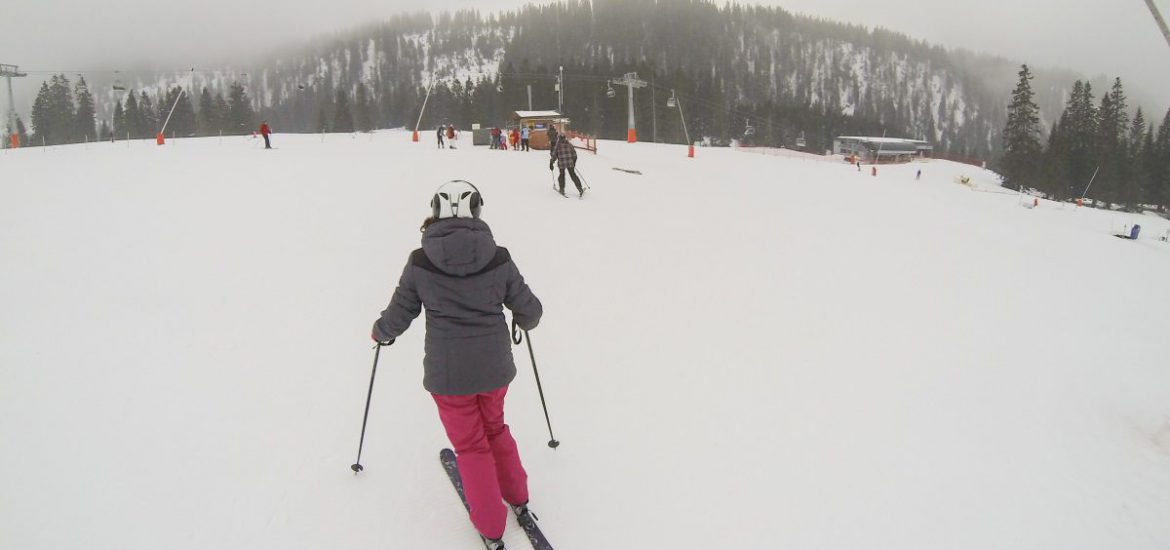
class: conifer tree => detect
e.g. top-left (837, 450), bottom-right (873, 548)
top-left (1094, 78), bottom-right (1128, 207)
top-left (139, 91), bottom-right (157, 136)
top-left (354, 84), bottom-right (374, 132)
top-left (226, 83), bottom-right (256, 134)
top-left (1061, 81), bottom-right (1098, 201)
top-left (999, 65), bottom-right (1042, 189)
top-left (334, 89), bottom-right (354, 132)
top-left (212, 92), bottom-right (230, 134)
top-left (198, 87), bottom-right (216, 135)
top-left (30, 82), bottom-right (51, 145)
top-left (1154, 109), bottom-right (1170, 212)
top-left (73, 76), bottom-right (97, 142)
top-left (1121, 108), bottom-right (1147, 211)
top-left (113, 101), bottom-right (126, 140)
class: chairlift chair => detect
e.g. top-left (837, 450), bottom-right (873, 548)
top-left (606, 81), bottom-right (616, 99)
top-left (667, 90), bottom-right (677, 108)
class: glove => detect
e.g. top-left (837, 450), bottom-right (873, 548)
top-left (371, 333), bottom-right (394, 346)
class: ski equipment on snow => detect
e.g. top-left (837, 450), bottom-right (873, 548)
top-left (511, 322), bottom-right (560, 449)
top-left (440, 448), bottom-right (553, 550)
top-left (350, 343), bottom-right (383, 473)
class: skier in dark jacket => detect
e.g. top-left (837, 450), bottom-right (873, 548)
top-left (436, 125), bottom-right (446, 149)
top-left (549, 132), bottom-right (584, 197)
top-left (371, 180), bottom-right (542, 549)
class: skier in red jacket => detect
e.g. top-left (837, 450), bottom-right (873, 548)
top-left (259, 121), bottom-right (272, 149)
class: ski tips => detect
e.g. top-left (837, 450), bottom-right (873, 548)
top-left (350, 463), bottom-right (364, 473)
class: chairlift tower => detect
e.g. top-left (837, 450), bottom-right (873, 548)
top-left (2, 63), bottom-right (28, 147)
top-left (612, 72), bottom-right (647, 143)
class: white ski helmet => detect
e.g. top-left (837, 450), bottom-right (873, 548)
top-left (430, 180), bottom-right (484, 219)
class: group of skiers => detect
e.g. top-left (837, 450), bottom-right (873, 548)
top-left (489, 126), bottom-right (531, 151)
top-left (437, 124), bottom-right (458, 149)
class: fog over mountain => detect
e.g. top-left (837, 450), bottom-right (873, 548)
top-left (4, 0), bottom-right (1168, 156)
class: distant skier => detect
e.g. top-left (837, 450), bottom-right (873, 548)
top-left (371, 180), bottom-right (543, 550)
top-left (546, 124), bottom-right (559, 148)
top-left (520, 125), bottom-right (530, 152)
top-left (490, 127), bottom-right (500, 150)
top-left (549, 132), bottom-right (584, 197)
top-left (259, 121), bottom-right (272, 149)
top-left (437, 125), bottom-right (446, 149)
top-left (871, 166), bottom-right (877, 177)
top-left (916, 169), bottom-right (922, 181)
top-left (856, 159), bottom-right (861, 172)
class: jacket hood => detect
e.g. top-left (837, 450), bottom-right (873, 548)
top-left (421, 218), bottom-right (498, 276)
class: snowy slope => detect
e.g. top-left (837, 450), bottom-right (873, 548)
top-left (1, 132), bottom-right (1169, 550)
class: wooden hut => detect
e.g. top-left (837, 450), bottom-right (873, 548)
top-left (511, 111), bottom-right (569, 150)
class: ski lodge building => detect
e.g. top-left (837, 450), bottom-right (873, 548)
top-left (833, 136), bottom-right (933, 163)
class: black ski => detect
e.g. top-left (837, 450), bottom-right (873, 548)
top-left (440, 448), bottom-right (554, 550)
top-left (440, 448), bottom-right (496, 549)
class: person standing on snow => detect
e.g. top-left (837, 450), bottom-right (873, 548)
top-left (371, 180), bottom-right (543, 550)
top-left (259, 121), bottom-right (272, 149)
top-left (549, 132), bottom-right (584, 197)
top-left (437, 125), bottom-right (446, 149)
top-left (520, 125), bottom-right (530, 152)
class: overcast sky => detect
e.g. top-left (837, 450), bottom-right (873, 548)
top-left (4, 0), bottom-right (1169, 113)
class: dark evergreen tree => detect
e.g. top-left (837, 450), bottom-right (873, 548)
top-left (1061, 81), bottom-right (1098, 201)
top-left (73, 76), bottom-right (97, 142)
top-left (124, 91), bottom-right (142, 138)
top-left (334, 89), bottom-right (354, 133)
top-left (30, 82), bottom-right (51, 145)
top-left (212, 92), bottom-right (230, 134)
top-left (1154, 109), bottom-right (1170, 212)
top-left (1122, 108), bottom-right (1147, 211)
top-left (197, 88), bottom-right (216, 135)
top-left (226, 83), bottom-right (256, 134)
top-left (112, 99), bottom-right (127, 140)
top-left (354, 83), bottom-right (375, 132)
top-left (999, 65), bottom-right (1042, 189)
top-left (1093, 78), bottom-right (1128, 207)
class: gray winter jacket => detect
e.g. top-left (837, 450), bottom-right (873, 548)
top-left (372, 218), bottom-right (543, 395)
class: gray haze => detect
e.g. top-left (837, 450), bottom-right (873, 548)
top-left (3, 0), bottom-right (1169, 116)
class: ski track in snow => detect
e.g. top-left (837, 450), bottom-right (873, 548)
top-left (1, 131), bottom-right (1169, 549)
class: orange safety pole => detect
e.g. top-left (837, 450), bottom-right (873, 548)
top-left (156, 132), bottom-right (165, 145)
top-left (9, 133), bottom-right (18, 148)
top-left (627, 128), bottom-right (636, 143)
top-left (688, 144), bottom-right (695, 158)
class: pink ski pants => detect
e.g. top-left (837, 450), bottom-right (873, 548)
top-left (432, 386), bottom-right (528, 540)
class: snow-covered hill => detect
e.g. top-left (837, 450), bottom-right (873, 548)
top-left (1, 132), bottom-right (1169, 549)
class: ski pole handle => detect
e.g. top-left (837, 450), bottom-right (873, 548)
top-left (512, 320), bottom-right (523, 345)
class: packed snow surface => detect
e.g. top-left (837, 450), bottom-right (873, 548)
top-left (2, 131), bottom-right (1169, 550)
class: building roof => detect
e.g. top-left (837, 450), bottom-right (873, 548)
top-left (512, 110), bottom-right (563, 119)
top-left (836, 136), bottom-right (932, 147)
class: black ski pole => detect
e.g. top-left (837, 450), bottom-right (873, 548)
top-left (351, 343), bottom-right (383, 473)
top-left (512, 322), bottom-right (560, 449)
top-left (576, 167), bottom-right (592, 190)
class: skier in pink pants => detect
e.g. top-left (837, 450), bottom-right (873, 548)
top-left (372, 180), bottom-right (543, 550)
